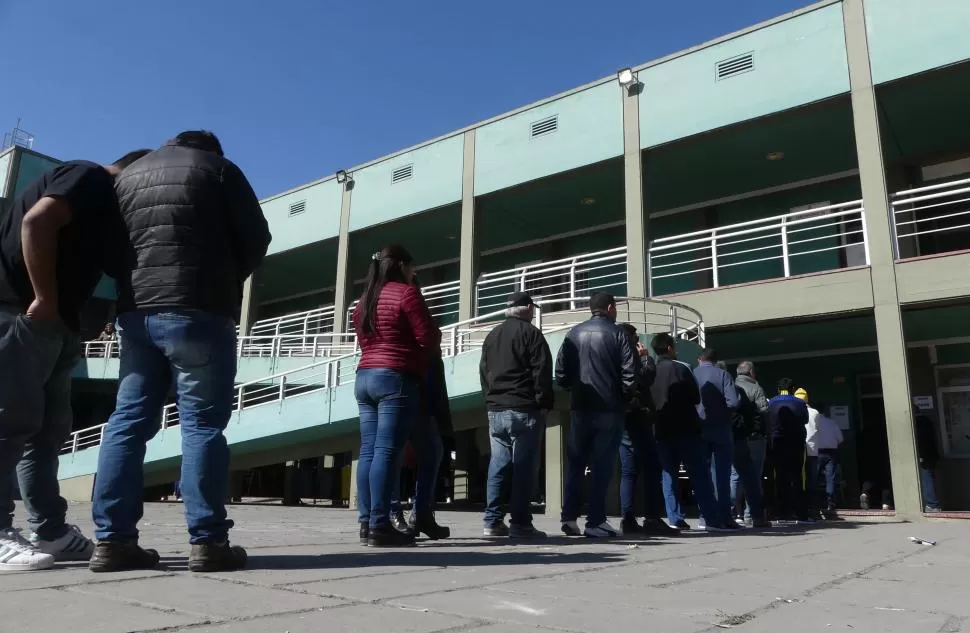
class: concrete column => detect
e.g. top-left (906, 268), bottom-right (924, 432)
top-left (349, 447), bottom-right (359, 511)
top-left (238, 272), bottom-right (259, 335)
top-left (458, 129), bottom-right (479, 321)
top-left (332, 179), bottom-right (354, 333)
top-left (543, 411), bottom-right (567, 517)
top-left (622, 75), bottom-right (648, 298)
top-left (844, 0), bottom-right (922, 519)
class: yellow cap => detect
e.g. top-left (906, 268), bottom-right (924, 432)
top-left (794, 388), bottom-right (808, 401)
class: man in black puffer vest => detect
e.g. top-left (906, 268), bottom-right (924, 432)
top-left (90, 131), bottom-right (271, 574)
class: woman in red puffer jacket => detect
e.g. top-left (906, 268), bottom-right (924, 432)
top-left (352, 244), bottom-right (440, 547)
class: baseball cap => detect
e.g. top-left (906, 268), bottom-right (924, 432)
top-left (794, 388), bottom-right (808, 401)
top-left (507, 291), bottom-right (535, 308)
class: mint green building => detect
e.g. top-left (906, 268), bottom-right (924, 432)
top-left (38, 0), bottom-right (970, 519)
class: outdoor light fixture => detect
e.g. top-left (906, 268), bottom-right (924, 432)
top-left (766, 152), bottom-right (785, 161)
top-left (335, 169), bottom-right (353, 184)
top-left (581, 197), bottom-right (596, 206)
top-left (617, 68), bottom-right (636, 88)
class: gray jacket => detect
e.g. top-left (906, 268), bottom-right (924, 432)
top-left (734, 374), bottom-right (768, 438)
top-left (735, 375), bottom-right (768, 412)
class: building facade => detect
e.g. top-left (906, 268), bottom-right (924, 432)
top-left (57, 0), bottom-right (970, 518)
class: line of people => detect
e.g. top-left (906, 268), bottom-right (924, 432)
top-left (0, 131), bottom-right (271, 572)
top-left (353, 265), bottom-right (852, 547)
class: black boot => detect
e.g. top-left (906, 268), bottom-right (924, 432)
top-left (620, 516), bottom-right (643, 534)
top-left (410, 510), bottom-right (450, 540)
top-left (89, 540), bottom-right (160, 573)
top-left (359, 521), bottom-right (369, 545)
top-left (391, 511), bottom-right (412, 533)
top-left (367, 522), bottom-right (416, 548)
top-left (188, 541), bottom-right (248, 572)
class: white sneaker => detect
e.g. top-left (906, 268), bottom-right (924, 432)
top-left (30, 524), bottom-right (95, 562)
top-left (0, 528), bottom-right (56, 572)
top-left (584, 521), bottom-right (619, 538)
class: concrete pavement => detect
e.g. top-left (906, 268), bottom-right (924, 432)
top-left (2, 502), bottom-right (968, 633)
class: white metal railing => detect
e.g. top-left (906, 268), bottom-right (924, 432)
top-left (61, 295), bottom-right (702, 457)
top-left (236, 334), bottom-right (357, 358)
top-left (250, 305), bottom-right (335, 337)
top-left (345, 279), bottom-right (461, 330)
top-left (649, 200), bottom-right (867, 294)
top-left (475, 247), bottom-right (627, 316)
top-left (891, 177), bottom-right (970, 259)
top-left (82, 340), bottom-right (120, 359)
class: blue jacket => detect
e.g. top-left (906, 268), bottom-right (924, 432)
top-left (765, 394), bottom-right (809, 443)
top-left (693, 361), bottom-right (739, 430)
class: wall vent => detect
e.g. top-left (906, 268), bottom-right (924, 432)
top-left (392, 164), bottom-right (413, 183)
top-left (288, 200), bottom-right (306, 217)
top-left (716, 52), bottom-right (755, 81)
top-left (530, 115), bottom-right (558, 138)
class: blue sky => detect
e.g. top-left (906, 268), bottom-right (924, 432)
top-left (0, 0), bottom-right (810, 198)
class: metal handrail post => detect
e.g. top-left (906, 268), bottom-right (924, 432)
top-left (710, 232), bottom-right (719, 288)
top-left (781, 217), bottom-right (791, 278)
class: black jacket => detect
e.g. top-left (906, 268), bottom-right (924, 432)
top-left (650, 355), bottom-right (701, 439)
top-left (427, 354), bottom-right (454, 436)
top-left (630, 354), bottom-right (657, 413)
top-left (114, 143), bottom-right (271, 321)
top-left (480, 316), bottom-right (554, 412)
top-left (554, 314), bottom-right (637, 413)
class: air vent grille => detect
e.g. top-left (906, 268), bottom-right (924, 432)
top-left (530, 115), bottom-right (558, 138)
top-left (716, 53), bottom-right (754, 81)
top-left (288, 200), bottom-right (306, 217)
top-left (392, 164), bottom-right (413, 183)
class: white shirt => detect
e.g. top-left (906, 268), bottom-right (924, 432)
top-left (805, 407), bottom-right (844, 456)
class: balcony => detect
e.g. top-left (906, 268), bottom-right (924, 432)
top-left (650, 200), bottom-right (868, 295)
top-left (892, 177), bottom-right (970, 260)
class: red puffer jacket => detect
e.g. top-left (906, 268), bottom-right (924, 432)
top-left (353, 281), bottom-right (441, 378)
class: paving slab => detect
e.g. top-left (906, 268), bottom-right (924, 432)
top-left (70, 574), bottom-right (340, 619)
top-left (1, 502), bottom-right (967, 633)
top-left (0, 587), bottom-right (203, 633)
top-left (171, 604), bottom-right (474, 633)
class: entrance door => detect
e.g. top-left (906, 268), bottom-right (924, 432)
top-left (857, 396), bottom-right (893, 508)
top-left (939, 388), bottom-right (970, 458)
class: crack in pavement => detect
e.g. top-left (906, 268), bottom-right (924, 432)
top-left (693, 543), bottom-right (936, 633)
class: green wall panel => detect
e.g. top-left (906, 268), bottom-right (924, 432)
top-left (866, 0), bottom-right (970, 85)
top-left (0, 151), bottom-right (11, 198)
top-left (475, 82), bottom-right (623, 196)
top-left (261, 179), bottom-right (342, 255)
top-left (639, 4), bottom-right (849, 148)
top-left (14, 153), bottom-right (59, 196)
top-left (348, 135), bottom-right (464, 232)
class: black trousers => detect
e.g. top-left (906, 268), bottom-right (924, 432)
top-left (773, 440), bottom-right (806, 520)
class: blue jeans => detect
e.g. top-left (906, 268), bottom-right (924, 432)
top-left (390, 415), bottom-right (444, 515)
top-left (0, 308), bottom-right (78, 540)
top-left (656, 434), bottom-right (720, 526)
top-left (562, 410), bottom-right (623, 527)
top-left (484, 410), bottom-right (544, 527)
top-left (93, 311), bottom-right (237, 543)
top-left (919, 465), bottom-right (940, 511)
top-left (618, 415), bottom-right (664, 520)
top-left (730, 436), bottom-right (766, 521)
top-left (702, 425), bottom-right (735, 526)
top-left (355, 368), bottom-right (419, 528)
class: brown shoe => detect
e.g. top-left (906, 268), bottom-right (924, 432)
top-left (188, 541), bottom-right (247, 572)
top-left (89, 540), bottom-right (160, 573)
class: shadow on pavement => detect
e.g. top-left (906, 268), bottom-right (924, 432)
top-left (242, 549), bottom-right (628, 571)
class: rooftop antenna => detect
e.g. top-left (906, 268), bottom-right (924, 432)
top-left (2, 118), bottom-right (34, 150)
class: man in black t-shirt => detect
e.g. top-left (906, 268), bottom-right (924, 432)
top-left (0, 150), bottom-right (150, 572)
